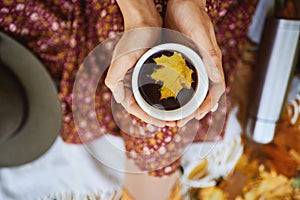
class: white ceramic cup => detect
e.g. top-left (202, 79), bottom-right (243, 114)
top-left (132, 43), bottom-right (209, 121)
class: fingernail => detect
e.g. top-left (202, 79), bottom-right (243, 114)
top-left (210, 103), bottom-right (219, 112)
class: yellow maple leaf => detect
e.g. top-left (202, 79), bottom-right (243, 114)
top-left (150, 52), bottom-right (194, 100)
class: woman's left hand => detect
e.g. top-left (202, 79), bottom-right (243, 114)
top-left (105, 0), bottom-right (178, 127)
top-left (165, 0), bottom-right (226, 127)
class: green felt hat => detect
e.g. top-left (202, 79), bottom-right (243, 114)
top-left (0, 31), bottom-right (62, 166)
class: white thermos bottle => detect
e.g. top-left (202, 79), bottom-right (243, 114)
top-left (246, 18), bottom-right (300, 143)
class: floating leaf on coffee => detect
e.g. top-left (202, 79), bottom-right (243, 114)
top-left (137, 50), bottom-right (198, 111)
top-left (151, 52), bottom-right (194, 100)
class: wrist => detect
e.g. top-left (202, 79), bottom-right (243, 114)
top-left (124, 12), bottom-right (162, 30)
top-left (168, 0), bottom-right (206, 9)
top-left (117, 0), bottom-right (162, 29)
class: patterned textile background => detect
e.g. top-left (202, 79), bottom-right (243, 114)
top-left (0, 0), bottom-right (257, 176)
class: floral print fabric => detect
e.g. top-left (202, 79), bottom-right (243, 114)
top-left (0, 0), bottom-right (257, 176)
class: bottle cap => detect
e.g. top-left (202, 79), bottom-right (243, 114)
top-left (246, 117), bottom-right (276, 144)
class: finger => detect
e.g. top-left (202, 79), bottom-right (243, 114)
top-left (201, 47), bottom-right (223, 83)
top-left (105, 49), bottom-right (145, 102)
top-left (195, 112), bottom-right (206, 120)
top-left (166, 121), bottom-right (176, 127)
top-left (128, 103), bottom-right (166, 127)
top-left (123, 69), bottom-right (133, 88)
top-left (177, 79), bottom-right (225, 125)
top-left (113, 81), bottom-right (125, 103)
top-left (177, 93), bottom-right (216, 126)
top-left (110, 68), bottom-right (133, 106)
top-left (210, 103), bottom-right (219, 112)
top-left (177, 68), bottom-right (225, 126)
top-left (177, 112), bottom-right (196, 127)
top-left (105, 28), bottom-right (158, 101)
top-left (189, 11), bottom-right (223, 83)
top-left (195, 94), bottom-right (213, 119)
top-left (195, 83), bottom-right (225, 118)
top-left (209, 81), bottom-right (226, 104)
top-left (121, 87), bottom-right (166, 127)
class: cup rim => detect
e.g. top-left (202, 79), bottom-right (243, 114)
top-left (132, 43), bottom-right (209, 121)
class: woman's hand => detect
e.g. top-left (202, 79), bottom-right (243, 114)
top-left (165, 0), bottom-right (226, 127)
top-left (105, 0), bottom-right (175, 127)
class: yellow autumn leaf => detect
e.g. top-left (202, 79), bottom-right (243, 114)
top-left (150, 52), bottom-right (194, 100)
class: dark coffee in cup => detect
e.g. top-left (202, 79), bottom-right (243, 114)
top-left (137, 50), bottom-right (198, 111)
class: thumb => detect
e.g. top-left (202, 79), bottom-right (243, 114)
top-left (201, 48), bottom-right (223, 83)
top-left (105, 49), bottom-right (145, 103)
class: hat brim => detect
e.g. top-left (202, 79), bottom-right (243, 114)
top-left (0, 31), bottom-right (62, 166)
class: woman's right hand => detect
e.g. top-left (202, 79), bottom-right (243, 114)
top-left (165, 0), bottom-right (226, 127)
top-left (105, 0), bottom-right (175, 127)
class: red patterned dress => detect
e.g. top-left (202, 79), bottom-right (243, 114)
top-left (0, 0), bottom-right (257, 176)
